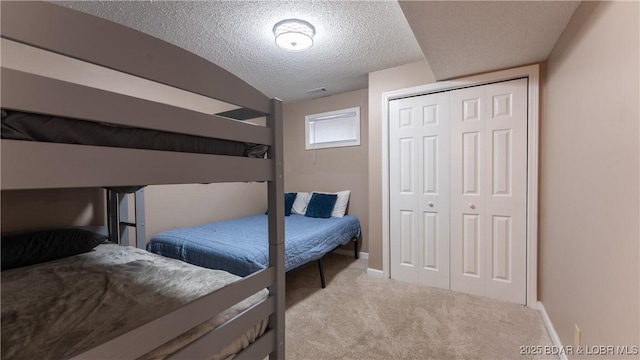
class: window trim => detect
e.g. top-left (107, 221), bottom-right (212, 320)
top-left (304, 106), bottom-right (360, 150)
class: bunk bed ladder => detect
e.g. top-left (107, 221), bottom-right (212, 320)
top-left (106, 188), bottom-right (146, 249)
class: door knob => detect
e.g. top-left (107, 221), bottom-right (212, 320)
top-left (427, 202), bottom-right (434, 207)
top-left (468, 203), bottom-right (476, 210)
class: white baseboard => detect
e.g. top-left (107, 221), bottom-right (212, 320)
top-left (366, 267), bottom-right (385, 278)
top-left (333, 249), bottom-right (368, 260)
top-left (538, 301), bottom-right (566, 360)
top-left (331, 249), bottom-right (383, 278)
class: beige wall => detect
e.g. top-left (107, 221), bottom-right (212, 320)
top-left (1, 183), bottom-right (267, 240)
top-left (283, 89), bottom-right (369, 253)
top-left (143, 183), bottom-right (267, 243)
top-left (1, 188), bottom-right (105, 233)
top-left (541, 0), bottom-right (639, 351)
top-left (367, 61), bottom-right (436, 270)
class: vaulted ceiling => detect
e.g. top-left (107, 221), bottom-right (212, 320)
top-left (55, 1), bottom-right (580, 103)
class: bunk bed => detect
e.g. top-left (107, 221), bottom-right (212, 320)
top-left (0, 2), bottom-right (285, 359)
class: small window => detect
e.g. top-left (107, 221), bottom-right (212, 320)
top-left (305, 107), bottom-right (360, 150)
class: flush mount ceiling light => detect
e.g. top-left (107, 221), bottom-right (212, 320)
top-left (273, 19), bottom-right (315, 52)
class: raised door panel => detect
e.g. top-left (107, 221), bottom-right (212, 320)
top-left (399, 138), bottom-right (414, 194)
top-left (462, 132), bottom-right (480, 195)
top-left (491, 216), bottom-right (512, 281)
top-left (492, 129), bottom-right (512, 196)
top-left (423, 136), bottom-right (439, 194)
top-left (422, 212), bottom-right (439, 269)
top-left (399, 210), bottom-right (415, 266)
top-left (462, 214), bottom-right (481, 277)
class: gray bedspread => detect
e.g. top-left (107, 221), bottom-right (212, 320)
top-left (1, 244), bottom-right (268, 360)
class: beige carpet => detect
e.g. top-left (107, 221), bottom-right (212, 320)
top-left (285, 253), bottom-right (555, 360)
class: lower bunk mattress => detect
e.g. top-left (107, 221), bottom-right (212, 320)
top-left (1, 243), bottom-right (268, 360)
top-left (147, 214), bottom-right (361, 277)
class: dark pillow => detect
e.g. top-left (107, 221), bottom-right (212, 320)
top-left (1, 228), bottom-right (107, 270)
top-left (284, 192), bottom-right (297, 216)
top-left (265, 192), bottom-right (298, 216)
top-left (304, 193), bottom-right (338, 219)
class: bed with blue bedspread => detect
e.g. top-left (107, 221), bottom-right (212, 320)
top-left (147, 214), bottom-right (361, 280)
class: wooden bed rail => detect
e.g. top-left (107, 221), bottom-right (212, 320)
top-left (171, 296), bottom-right (276, 359)
top-left (71, 267), bottom-right (276, 360)
top-left (1, 67), bottom-right (272, 145)
top-left (0, 1), bottom-right (271, 114)
top-left (0, 140), bottom-right (273, 189)
top-left (235, 330), bottom-right (277, 360)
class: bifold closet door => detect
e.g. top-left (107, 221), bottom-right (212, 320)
top-left (389, 92), bottom-right (450, 289)
top-left (449, 78), bottom-right (527, 304)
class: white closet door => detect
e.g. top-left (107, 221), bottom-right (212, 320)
top-left (450, 85), bottom-right (487, 298)
top-left (450, 78), bottom-right (528, 304)
top-left (389, 93), bottom-right (450, 289)
top-left (484, 79), bottom-right (528, 304)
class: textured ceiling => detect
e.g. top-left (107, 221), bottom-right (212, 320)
top-left (400, 1), bottom-right (581, 80)
top-left (53, 1), bottom-right (579, 103)
top-left (54, 1), bottom-right (425, 103)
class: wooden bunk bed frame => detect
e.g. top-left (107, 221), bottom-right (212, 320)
top-left (0, 2), bottom-right (285, 359)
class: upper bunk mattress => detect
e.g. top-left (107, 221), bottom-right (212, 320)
top-left (1, 243), bottom-right (268, 360)
top-left (0, 109), bottom-right (268, 157)
top-left (147, 214), bottom-right (361, 277)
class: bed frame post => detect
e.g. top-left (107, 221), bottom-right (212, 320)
top-left (134, 189), bottom-right (146, 249)
top-left (106, 188), bottom-right (146, 247)
top-left (354, 237), bottom-right (359, 259)
top-left (118, 193), bottom-right (130, 246)
top-left (267, 98), bottom-right (285, 360)
top-left (106, 189), bottom-right (120, 244)
top-left (318, 260), bottom-right (326, 288)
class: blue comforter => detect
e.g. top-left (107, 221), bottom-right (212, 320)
top-left (147, 214), bottom-right (361, 276)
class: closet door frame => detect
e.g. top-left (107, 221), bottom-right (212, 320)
top-left (380, 64), bottom-right (540, 308)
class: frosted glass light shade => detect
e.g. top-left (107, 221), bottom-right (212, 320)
top-left (273, 19), bottom-right (315, 52)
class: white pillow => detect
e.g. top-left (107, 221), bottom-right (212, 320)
top-left (313, 190), bottom-right (351, 217)
top-left (292, 192), bottom-right (311, 215)
top-left (331, 190), bottom-right (351, 217)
